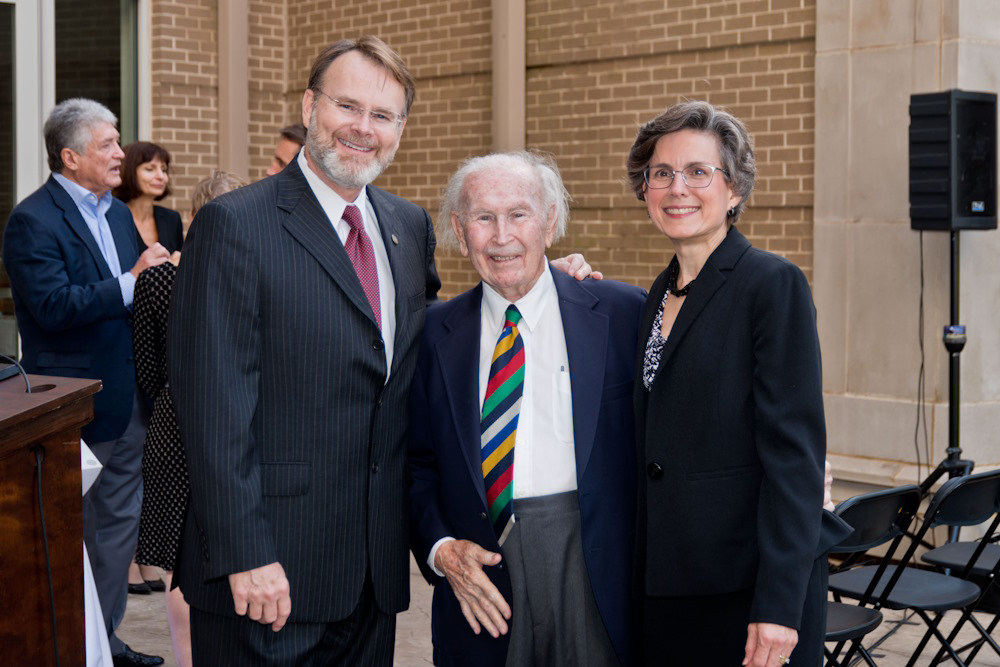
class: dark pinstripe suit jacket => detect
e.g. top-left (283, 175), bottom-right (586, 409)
top-left (167, 159), bottom-right (440, 622)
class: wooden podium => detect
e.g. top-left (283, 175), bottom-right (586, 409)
top-left (0, 374), bottom-right (100, 665)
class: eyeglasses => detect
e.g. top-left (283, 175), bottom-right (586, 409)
top-left (644, 164), bottom-right (729, 189)
top-left (313, 90), bottom-right (405, 129)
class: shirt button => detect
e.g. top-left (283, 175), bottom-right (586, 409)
top-left (647, 462), bottom-right (664, 479)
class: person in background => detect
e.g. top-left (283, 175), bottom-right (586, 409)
top-left (2, 97), bottom-right (168, 667)
top-left (114, 141), bottom-right (183, 263)
top-left (265, 123), bottom-right (306, 176)
top-left (628, 100), bottom-right (828, 666)
top-left (132, 169), bottom-right (248, 667)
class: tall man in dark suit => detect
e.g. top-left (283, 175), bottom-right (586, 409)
top-left (408, 152), bottom-right (646, 666)
top-left (2, 98), bottom-right (169, 667)
top-left (167, 36), bottom-right (440, 664)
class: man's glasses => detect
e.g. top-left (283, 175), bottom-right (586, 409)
top-left (313, 90), bottom-right (405, 130)
top-left (644, 164), bottom-right (729, 189)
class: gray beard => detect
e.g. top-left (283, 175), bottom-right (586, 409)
top-left (307, 112), bottom-right (396, 190)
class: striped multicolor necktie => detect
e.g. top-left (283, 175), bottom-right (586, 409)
top-left (481, 304), bottom-right (524, 545)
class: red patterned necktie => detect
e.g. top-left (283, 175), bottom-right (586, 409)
top-left (342, 204), bottom-right (381, 329)
top-left (480, 304), bottom-right (524, 545)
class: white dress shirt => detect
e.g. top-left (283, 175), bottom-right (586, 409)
top-left (297, 150), bottom-right (396, 373)
top-left (429, 264), bottom-right (576, 573)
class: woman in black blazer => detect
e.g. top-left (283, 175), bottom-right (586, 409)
top-left (628, 101), bottom-right (827, 666)
top-left (115, 141), bottom-right (184, 256)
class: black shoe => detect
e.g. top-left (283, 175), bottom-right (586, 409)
top-left (113, 645), bottom-right (164, 666)
top-left (144, 578), bottom-right (166, 592)
top-left (128, 581), bottom-right (152, 595)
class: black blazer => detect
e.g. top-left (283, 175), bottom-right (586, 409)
top-left (135, 205), bottom-right (184, 254)
top-left (633, 226), bottom-right (825, 631)
top-left (167, 159), bottom-right (440, 622)
top-left (409, 270), bottom-right (646, 666)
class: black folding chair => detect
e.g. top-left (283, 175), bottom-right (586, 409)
top-left (829, 469), bottom-right (1000, 667)
top-left (824, 484), bottom-right (922, 666)
top-left (918, 470), bottom-right (1000, 665)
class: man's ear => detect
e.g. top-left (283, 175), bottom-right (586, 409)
top-left (61, 147), bottom-right (79, 172)
top-left (544, 205), bottom-right (557, 248)
top-left (450, 212), bottom-right (469, 257)
top-left (301, 89), bottom-right (316, 128)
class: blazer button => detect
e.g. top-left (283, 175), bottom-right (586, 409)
top-left (371, 462), bottom-right (380, 474)
top-left (479, 512), bottom-right (488, 521)
top-left (372, 339), bottom-right (384, 351)
top-left (647, 462), bottom-right (664, 479)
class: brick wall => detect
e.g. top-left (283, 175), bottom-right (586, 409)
top-left (150, 0), bottom-right (219, 222)
top-left (151, 0), bottom-right (817, 296)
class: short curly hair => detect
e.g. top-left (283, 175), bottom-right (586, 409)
top-left (626, 100), bottom-right (756, 223)
top-left (114, 141), bottom-right (172, 203)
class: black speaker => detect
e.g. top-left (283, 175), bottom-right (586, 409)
top-left (909, 89), bottom-right (997, 231)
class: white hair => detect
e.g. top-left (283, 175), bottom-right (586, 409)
top-left (437, 150), bottom-right (571, 249)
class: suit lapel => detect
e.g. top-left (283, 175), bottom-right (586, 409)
top-left (367, 186), bottom-right (408, 373)
top-left (46, 178), bottom-right (114, 281)
top-left (436, 286), bottom-right (489, 509)
top-left (108, 203), bottom-right (138, 271)
top-left (655, 227), bottom-right (751, 372)
top-left (276, 161), bottom-right (379, 329)
top-left (552, 270), bottom-right (607, 483)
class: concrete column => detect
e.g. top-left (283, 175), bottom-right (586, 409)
top-left (218, 0), bottom-right (248, 179)
top-left (492, 0), bottom-right (525, 151)
top-left (814, 0), bottom-right (1000, 492)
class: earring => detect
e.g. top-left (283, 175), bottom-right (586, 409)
top-left (727, 207), bottom-right (735, 217)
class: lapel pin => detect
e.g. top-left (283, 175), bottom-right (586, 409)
top-left (391, 233), bottom-right (399, 245)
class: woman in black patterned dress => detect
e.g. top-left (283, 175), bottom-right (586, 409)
top-left (132, 169), bottom-right (246, 667)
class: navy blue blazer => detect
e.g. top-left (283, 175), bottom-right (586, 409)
top-left (409, 268), bottom-right (646, 666)
top-left (167, 159), bottom-right (440, 622)
top-left (2, 176), bottom-right (139, 443)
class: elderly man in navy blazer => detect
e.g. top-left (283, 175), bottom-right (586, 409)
top-left (2, 98), bottom-right (170, 666)
top-left (408, 151), bottom-right (646, 666)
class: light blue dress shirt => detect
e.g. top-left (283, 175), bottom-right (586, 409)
top-left (52, 172), bottom-right (136, 308)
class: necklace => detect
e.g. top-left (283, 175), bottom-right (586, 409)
top-left (666, 262), bottom-right (694, 297)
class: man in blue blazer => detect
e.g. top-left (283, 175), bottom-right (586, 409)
top-left (408, 152), bottom-right (646, 666)
top-left (2, 98), bottom-right (169, 666)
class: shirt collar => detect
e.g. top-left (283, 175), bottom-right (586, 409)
top-left (296, 148), bottom-right (369, 225)
top-left (52, 172), bottom-right (113, 212)
top-left (481, 262), bottom-right (554, 334)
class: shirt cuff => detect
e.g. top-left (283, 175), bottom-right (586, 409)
top-left (428, 536), bottom-right (456, 577)
top-left (118, 272), bottom-right (136, 310)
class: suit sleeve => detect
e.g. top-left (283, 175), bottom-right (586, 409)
top-left (407, 339), bottom-right (452, 584)
top-left (422, 208), bottom-right (442, 303)
top-left (167, 200), bottom-right (276, 579)
top-left (748, 260), bottom-right (826, 630)
top-left (2, 208), bottom-right (128, 332)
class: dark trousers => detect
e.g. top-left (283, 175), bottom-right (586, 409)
top-left (641, 556), bottom-right (828, 666)
top-left (83, 391), bottom-right (148, 655)
top-left (189, 574), bottom-right (395, 666)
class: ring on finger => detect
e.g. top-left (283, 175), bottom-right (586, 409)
top-left (777, 655), bottom-right (791, 665)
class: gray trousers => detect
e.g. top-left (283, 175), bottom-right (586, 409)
top-left (502, 490), bottom-right (619, 667)
top-left (84, 391), bottom-right (148, 655)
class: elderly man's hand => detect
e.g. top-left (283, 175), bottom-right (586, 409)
top-left (228, 561), bottom-right (291, 632)
top-left (743, 622), bottom-right (797, 667)
top-left (435, 539), bottom-right (511, 638)
top-left (550, 253), bottom-right (603, 281)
